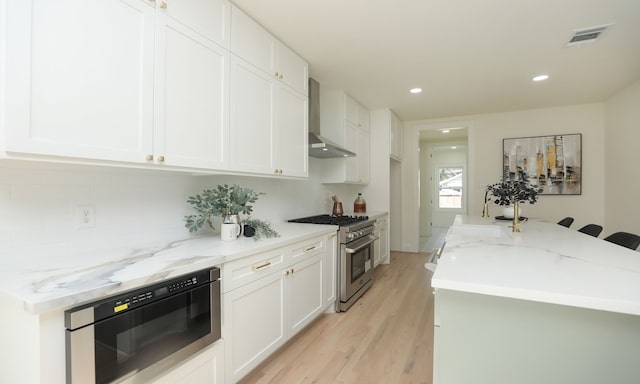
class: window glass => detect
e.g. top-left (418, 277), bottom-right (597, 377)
top-left (438, 167), bottom-right (463, 208)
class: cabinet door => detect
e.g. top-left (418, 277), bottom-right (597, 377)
top-left (274, 84), bottom-right (308, 177)
top-left (229, 56), bottom-right (275, 174)
top-left (373, 229), bottom-right (382, 267)
top-left (344, 94), bottom-right (359, 127)
top-left (357, 129), bottom-right (370, 183)
top-left (160, 0), bottom-right (230, 48)
top-left (287, 254), bottom-right (324, 336)
top-left (343, 123), bottom-right (359, 182)
top-left (323, 233), bottom-right (338, 306)
top-left (274, 41), bottom-right (308, 95)
top-left (5, 0), bottom-right (155, 162)
top-left (154, 11), bottom-right (229, 169)
top-left (380, 223), bottom-right (388, 264)
top-left (224, 270), bottom-right (286, 383)
top-left (230, 5), bottom-right (273, 74)
top-left (344, 94), bottom-right (368, 131)
top-left (151, 341), bottom-right (224, 384)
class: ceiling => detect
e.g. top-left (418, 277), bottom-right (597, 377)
top-left (232, 0), bottom-right (640, 122)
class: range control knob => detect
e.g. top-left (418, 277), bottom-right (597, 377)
top-left (347, 232), bottom-right (355, 240)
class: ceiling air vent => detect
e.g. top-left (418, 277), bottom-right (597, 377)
top-left (566, 24), bottom-right (612, 47)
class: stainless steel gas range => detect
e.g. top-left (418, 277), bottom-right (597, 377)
top-left (288, 214), bottom-right (377, 312)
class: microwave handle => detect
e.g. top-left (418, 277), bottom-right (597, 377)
top-left (345, 235), bottom-right (379, 254)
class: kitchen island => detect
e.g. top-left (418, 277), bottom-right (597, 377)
top-left (431, 215), bottom-right (640, 384)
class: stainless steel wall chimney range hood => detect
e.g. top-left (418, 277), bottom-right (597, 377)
top-left (308, 78), bottom-right (356, 158)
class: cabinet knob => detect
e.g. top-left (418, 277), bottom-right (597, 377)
top-left (160, 1), bottom-right (167, 9)
top-left (274, 72), bottom-right (280, 78)
top-left (278, 73), bottom-right (284, 79)
top-left (146, 154), bottom-right (154, 161)
top-left (290, 268), bottom-right (294, 274)
top-left (284, 270), bottom-right (290, 276)
top-left (157, 155), bottom-right (165, 163)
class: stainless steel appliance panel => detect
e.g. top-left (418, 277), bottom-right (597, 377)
top-left (65, 267), bottom-right (221, 384)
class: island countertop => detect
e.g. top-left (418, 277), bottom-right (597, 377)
top-left (431, 215), bottom-right (640, 316)
top-left (0, 222), bottom-right (338, 315)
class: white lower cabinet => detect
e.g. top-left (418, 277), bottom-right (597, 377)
top-left (323, 233), bottom-right (338, 307)
top-left (373, 215), bottom-right (389, 267)
top-left (223, 269), bottom-right (286, 383)
top-left (223, 234), bottom-right (328, 383)
top-left (151, 340), bottom-right (225, 384)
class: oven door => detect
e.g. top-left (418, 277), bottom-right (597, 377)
top-left (67, 280), bottom-right (220, 384)
top-left (340, 235), bottom-right (377, 308)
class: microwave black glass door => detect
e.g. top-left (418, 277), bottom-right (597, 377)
top-left (93, 284), bottom-right (211, 384)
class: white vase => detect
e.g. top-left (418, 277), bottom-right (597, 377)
top-left (502, 205), bottom-right (522, 219)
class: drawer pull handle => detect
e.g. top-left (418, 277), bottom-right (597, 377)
top-left (303, 246), bottom-right (316, 252)
top-left (252, 261), bottom-right (271, 271)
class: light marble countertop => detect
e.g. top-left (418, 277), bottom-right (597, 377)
top-left (431, 215), bottom-right (640, 316)
top-left (0, 222), bottom-right (338, 315)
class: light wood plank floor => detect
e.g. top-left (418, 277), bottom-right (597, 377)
top-left (240, 251), bottom-right (435, 384)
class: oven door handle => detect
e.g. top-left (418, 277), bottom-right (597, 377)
top-left (345, 235), bottom-right (379, 253)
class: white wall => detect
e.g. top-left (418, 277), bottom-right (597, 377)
top-left (604, 79), bottom-right (640, 237)
top-left (401, 103), bottom-right (606, 252)
top-left (0, 158), bottom-right (351, 264)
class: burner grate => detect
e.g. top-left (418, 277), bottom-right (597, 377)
top-left (288, 214), bottom-right (368, 226)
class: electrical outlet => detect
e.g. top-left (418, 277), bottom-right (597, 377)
top-left (77, 205), bottom-right (95, 228)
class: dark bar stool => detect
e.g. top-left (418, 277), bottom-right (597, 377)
top-left (577, 224), bottom-right (603, 238)
top-left (603, 232), bottom-right (640, 250)
top-left (557, 217), bottom-right (574, 228)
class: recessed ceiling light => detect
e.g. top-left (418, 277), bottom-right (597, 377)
top-left (409, 87), bottom-right (423, 94)
top-left (441, 129), bottom-right (450, 133)
top-left (451, 146), bottom-right (457, 149)
top-left (532, 74), bottom-right (549, 82)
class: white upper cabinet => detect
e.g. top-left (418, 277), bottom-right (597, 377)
top-left (273, 84), bottom-right (308, 177)
top-left (3, 0), bottom-right (307, 177)
top-left (159, 0), bottom-right (230, 48)
top-left (273, 40), bottom-right (308, 96)
top-left (229, 56), bottom-right (275, 175)
top-left (344, 93), bottom-right (369, 132)
top-left (229, 5), bottom-right (308, 178)
top-left (230, 5), bottom-right (308, 95)
top-left (4, 0), bottom-right (155, 163)
top-left (319, 89), bottom-right (370, 184)
top-left (4, 0), bottom-right (231, 169)
top-left (154, 2), bottom-right (230, 169)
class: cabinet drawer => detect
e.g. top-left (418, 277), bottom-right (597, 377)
top-left (288, 237), bottom-right (325, 264)
top-left (222, 248), bottom-right (286, 293)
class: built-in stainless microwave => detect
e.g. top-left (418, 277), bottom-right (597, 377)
top-left (64, 267), bottom-right (221, 384)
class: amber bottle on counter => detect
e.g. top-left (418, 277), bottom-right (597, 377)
top-left (354, 193), bottom-right (366, 213)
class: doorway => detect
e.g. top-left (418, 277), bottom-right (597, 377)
top-left (418, 126), bottom-right (468, 253)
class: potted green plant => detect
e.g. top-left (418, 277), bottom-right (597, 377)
top-left (184, 184), bottom-right (263, 233)
top-left (242, 217), bottom-right (280, 241)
